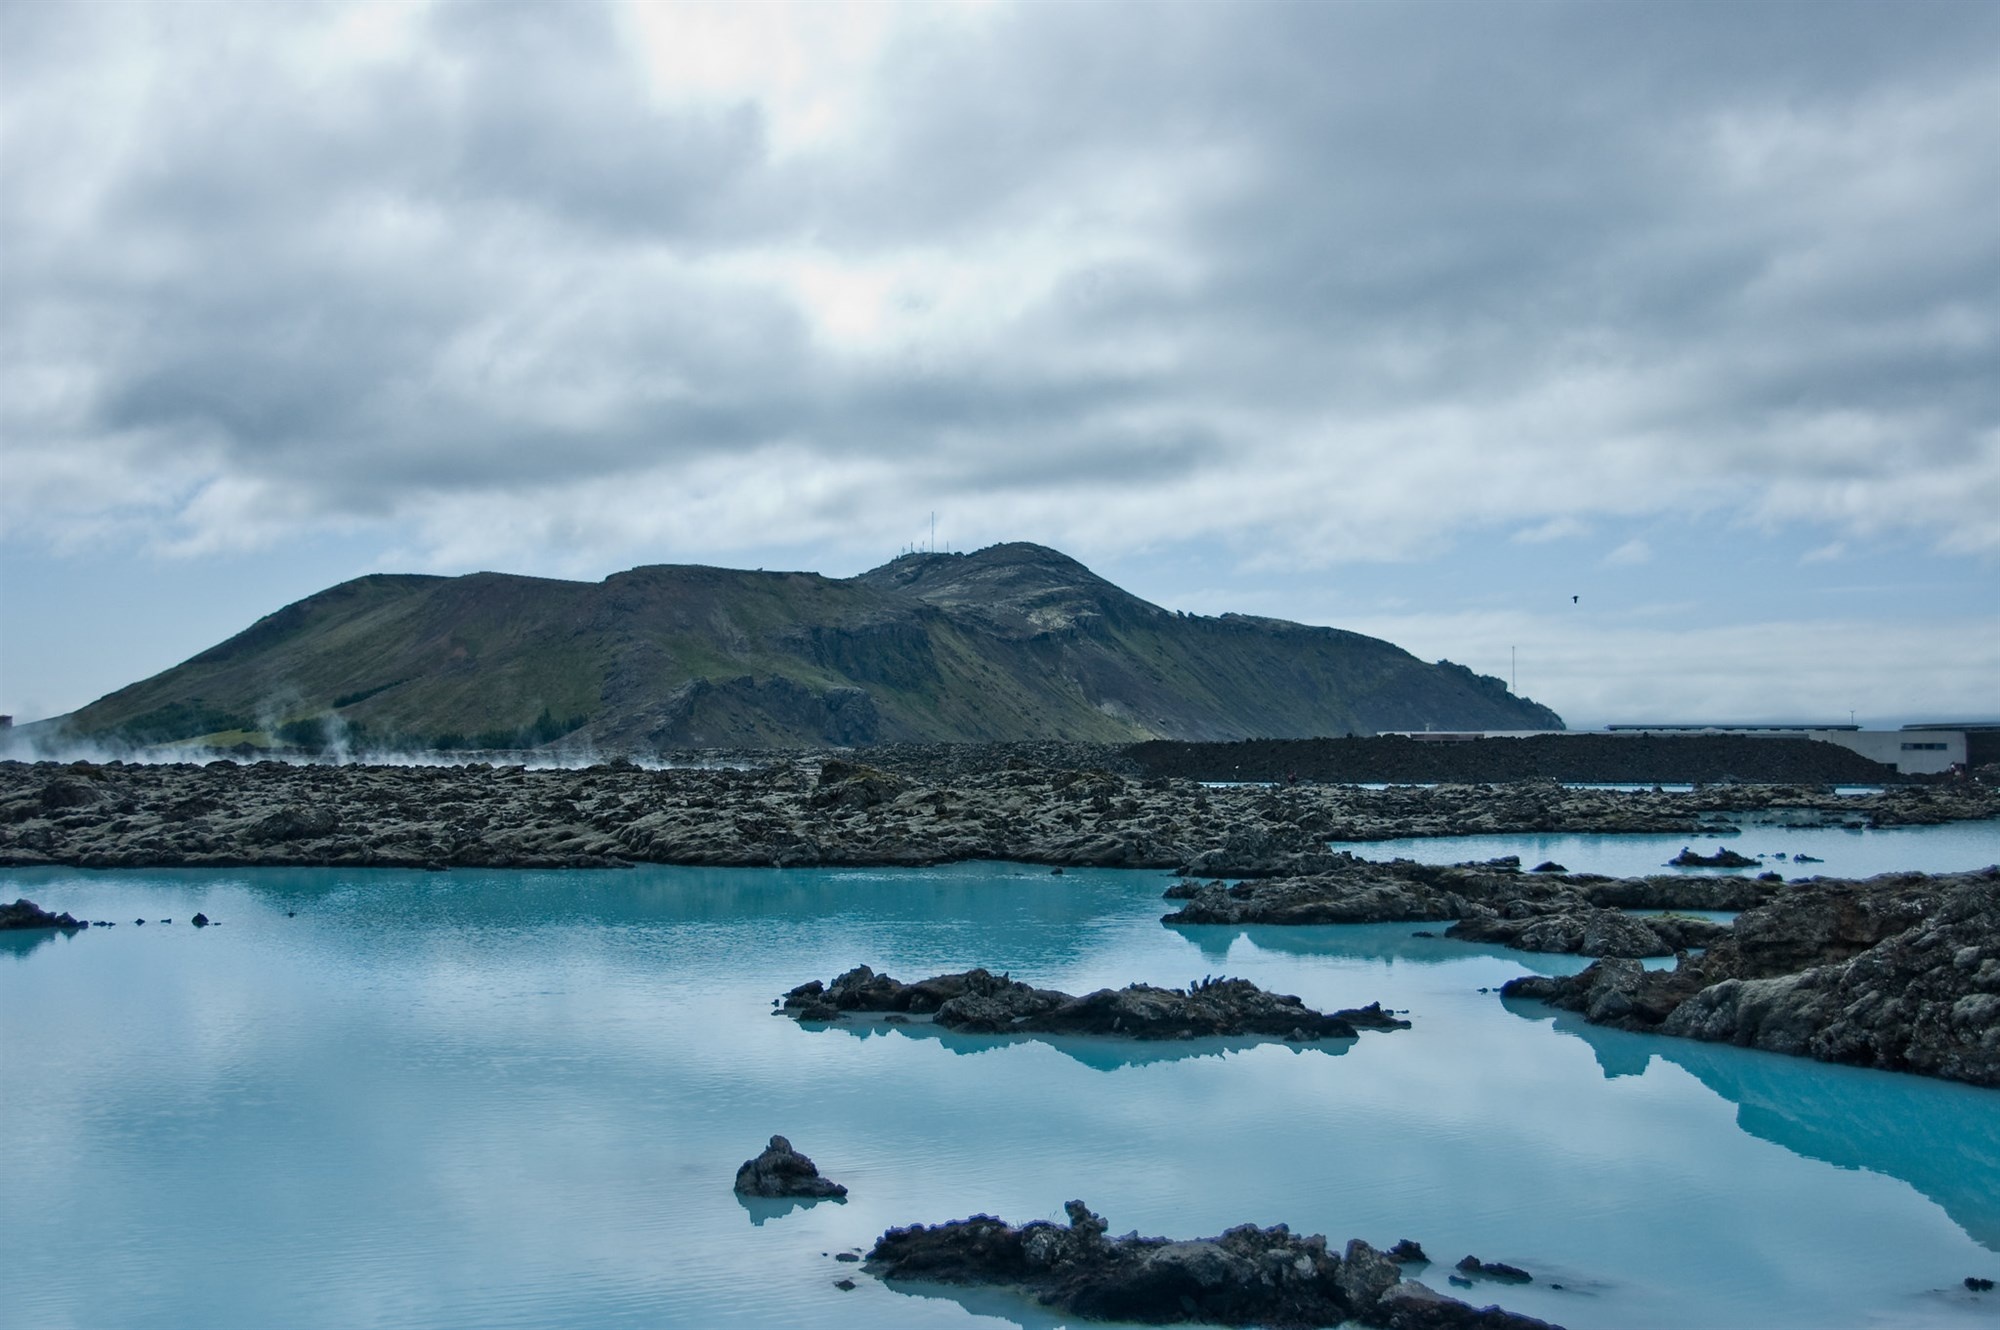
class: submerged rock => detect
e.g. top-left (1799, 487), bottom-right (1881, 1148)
top-left (779, 966), bottom-right (1408, 1042)
top-left (865, 1202), bottom-right (1559, 1329)
top-left (732, 1135), bottom-right (847, 1199)
top-left (1457, 1255), bottom-right (1533, 1284)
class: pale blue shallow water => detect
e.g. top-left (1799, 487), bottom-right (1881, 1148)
top-left (1331, 818), bottom-right (2000, 880)
top-left (4, 854), bottom-right (1998, 1330)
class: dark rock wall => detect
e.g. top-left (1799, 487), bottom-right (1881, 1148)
top-left (1127, 734), bottom-right (1903, 785)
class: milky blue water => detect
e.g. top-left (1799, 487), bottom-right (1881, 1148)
top-left (1331, 818), bottom-right (2000, 880)
top-left (4, 854), bottom-right (1997, 1330)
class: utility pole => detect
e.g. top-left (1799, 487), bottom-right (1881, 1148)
top-left (1511, 646), bottom-right (1517, 695)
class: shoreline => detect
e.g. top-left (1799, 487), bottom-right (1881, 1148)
top-left (4, 755), bottom-right (1993, 874)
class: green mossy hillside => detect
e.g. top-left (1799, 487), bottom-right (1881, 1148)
top-left (57, 543), bottom-right (1563, 750)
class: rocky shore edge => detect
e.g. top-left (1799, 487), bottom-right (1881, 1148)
top-left (3, 756), bottom-right (1992, 872)
top-left (1161, 855), bottom-right (1763, 956)
top-left (865, 1200), bottom-right (1558, 1329)
top-left (1500, 867), bottom-right (2000, 1088)
top-left (778, 965), bottom-right (1408, 1042)
top-left (1160, 858), bottom-right (2000, 1088)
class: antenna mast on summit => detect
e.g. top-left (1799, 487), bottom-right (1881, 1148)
top-left (930, 511), bottom-right (936, 554)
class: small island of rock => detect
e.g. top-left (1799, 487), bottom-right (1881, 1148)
top-left (778, 966), bottom-right (1408, 1042)
top-left (733, 1135), bottom-right (847, 1200)
top-left (0, 898), bottom-right (88, 931)
top-left (866, 1200), bottom-right (1558, 1329)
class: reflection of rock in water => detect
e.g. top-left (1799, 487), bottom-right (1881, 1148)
top-left (1498, 999), bottom-right (1655, 1080)
top-left (1516, 1000), bottom-right (2000, 1251)
top-left (0, 928), bottom-right (66, 959)
top-left (1165, 921), bottom-right (1584, 977)
top-left (809, 1014), bottom-right (1352, 1073)
top-left (735, 1192), bottom-right (834, 1226)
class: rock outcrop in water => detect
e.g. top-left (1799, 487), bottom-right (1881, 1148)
top-left (1443, 900), bottom-right (1725, 957)
top-left (865, 1200), bottom-right (1559, 1329)
top-left (2, 756), bottom-right (1991, 873)
top-left (0, 898), bottom-right (88, 931)
top-left (733, 1135), bottom-right (847, 1199)
top-left (779, 966), bottom-right (1409, 1042)
top-left (1161, 858), bottom-right (1740, 958)
top-left (1667, 846), bottom-right (1759, 869)
top-left (1502, 868), bottom-right (2000, 1088)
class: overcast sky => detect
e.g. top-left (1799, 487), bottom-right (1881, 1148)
top-left (2, 0), bottom-right (1995, 728)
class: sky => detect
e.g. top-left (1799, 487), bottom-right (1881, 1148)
top-left (1, 0), bottom-right (1995, 730)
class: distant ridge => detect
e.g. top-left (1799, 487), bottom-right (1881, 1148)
top-left (47, 542), bottom-right (1563, 751)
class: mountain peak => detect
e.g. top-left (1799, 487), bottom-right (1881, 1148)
top-left (51, 540), bottom-right (1563, 751)
top-left (854, 541), bottom-right (1146, 634)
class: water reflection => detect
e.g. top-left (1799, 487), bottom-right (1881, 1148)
top-left (1508, 997), bottom-right (2000, 1250)
top-left (877, 1278), bottom-right (1080, 1330)
top-left (0, 927), bottom-right (73, 960)
top-left (735, 1193), bottom-right (846, 1227)
top-left (1327, 819), bottom-right (2000, 881)
top-left (800, 1014), bottom-right (1355, 1071)
top-left (1164, 921), bottom-right (1586, 976)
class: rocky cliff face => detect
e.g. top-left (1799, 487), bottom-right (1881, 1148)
top-left (42, 542), bottom-right (1562, 751)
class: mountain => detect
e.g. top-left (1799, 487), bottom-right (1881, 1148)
top-left (46, 542), bottom-right (1562, 751)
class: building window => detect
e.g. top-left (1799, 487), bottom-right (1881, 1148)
top-left (1900, 742), bottom-right (1947, 751)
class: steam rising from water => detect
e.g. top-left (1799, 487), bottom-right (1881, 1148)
top-left (0, 728), bottom-right (738, 773)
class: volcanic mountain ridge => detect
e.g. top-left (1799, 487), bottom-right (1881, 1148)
top-left (46, 542), bottom-right (1563, 752)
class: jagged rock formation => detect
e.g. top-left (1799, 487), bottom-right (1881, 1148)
top-left (1668, 846), bottom-right (1760, 868)
top-left (865, 1201), bottom-right (1558, 1329)
top-left (1502, 869), bottom-right (2000, 1087)
top-left (0, 898), bottom-right (87, 931)
top-left (3, 757), bottom-right (1992, 872)
top-left (1162, 858), bottom-right (1742, 957)
top-left (779, 966), bottom-right (1408, 1042)
top-left (732, 1135), bottom-right (846, 1199)
top-left (32, 542), bottom-right (1560, 754)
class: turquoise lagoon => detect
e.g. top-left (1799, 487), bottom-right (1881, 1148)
top-left (1330, 818), bottom-right (2000, 881)
top-left (4, 843), bottom-right (1997, 1330)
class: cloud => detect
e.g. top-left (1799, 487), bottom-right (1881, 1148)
top-left (1604, 539), bottom-right (1653, 567)
top-left (1335, 608), bottom-right (2000, 728)
top-left (1, 0), bottom-right (1996, 578)
top-left (1513, 517), bottom-right (1593, 545)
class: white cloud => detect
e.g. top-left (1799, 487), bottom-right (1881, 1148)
top-left (1513, 517), bottom-right (1594, 545)
top-left (3, 0), bottom-right (1997, 722)
top-left (1604, 539), bottom-right (1653, 567)
top-left (1335, 608), bottom-right (2000, 728)
top-left (2, 0), bottom-right (1994, 573)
